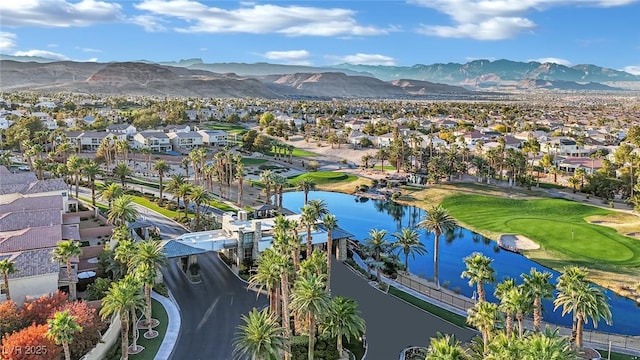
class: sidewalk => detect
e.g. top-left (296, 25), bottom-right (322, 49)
top-left (350, 251), bottom-right (640, 356)
top-left (152, 290), bottom-right (181, 360)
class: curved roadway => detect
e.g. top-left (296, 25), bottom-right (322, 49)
top-left (164, 252), bottom-right (268, 360)
top-left (331, 259), bottom-right (476, 360)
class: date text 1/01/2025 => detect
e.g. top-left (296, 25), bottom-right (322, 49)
top-left (1, 345), bottom-right (48, 356)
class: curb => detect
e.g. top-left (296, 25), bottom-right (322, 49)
top-left (152, 290), bottom-right (181, 360)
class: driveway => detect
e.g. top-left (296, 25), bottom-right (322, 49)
top-left (331, 260), bottom-right (476, 360)
top-left (164, 252), bottom-right (268, 360)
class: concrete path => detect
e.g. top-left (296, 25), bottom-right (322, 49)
top-left (152, 290), bottom-right (181, 360)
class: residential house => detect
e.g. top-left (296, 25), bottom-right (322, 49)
top-left (78, 131), bottom-right (124, 152)
top-left (0, 116), bottom-right (13, 130)
top-left (197, 129), bottom-right (227, 146)
top-left (164, 124), bottom-right (191, 133)
top-left (167, 131), bottom-right (204, 151)
top-left (133, 131), bottom-right (172, 153)
top-left (376, 132), bottom-right (394, 148)
top-left (106, 123), bottom-right (137, 135)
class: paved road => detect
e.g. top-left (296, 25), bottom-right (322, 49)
top-left (331, 260), bottom-right (476, 360)
top-left (164, 252), bottom-right (268, 360)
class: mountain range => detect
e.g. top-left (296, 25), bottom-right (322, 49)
top-left (1, 54), bottom-right (638, 99)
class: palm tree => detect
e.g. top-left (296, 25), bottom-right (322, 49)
top-left (249, 249), bottom-right (283, 316)
top-left (153, 160), bottom-right (171, 206)
top-left (322, 296), bottom-right (366, 357)
top-left (301, 200), bottom-right (328, 257)
top-left (140, 146), bottom-right (152, 174)
top-left (188, 185), bottom-right (212, 229)
top-left (290, 273), bottom-right (330, 360)
top-left (52, 240), bottom-right (82, 300)
top-left (426, 333), bottom-right (471, 360)
top-left (114, 239), bottom-right (138, 275)
top-left (418, 205), bottom-right (457, 289)
top-left (99, 275), bottom-right (145, 360)
top-left (522, 268), bottom-right (554, 332)
top-left (260, 169), bottom-right (274, 205)
top-left (236, 160), bottom-right (245, 207)
top-left (99, 182), bottom-right (124, 207)
top-left (166, 174), bottom-right (187, 205)
top-left (108, 195), bottom-right (140, 226)
top-left (554, 267), bottom-right (611, 349)
top-left (83, 160), bottom-right (101, 206)
top-left (0, 258), bottom-right (17, 301)
top-left (364, 229), bottom-right (390, 281)
top-left (233, 308), bottom-right (286, 360)
top-left (67, 154), bottom-right (83, 198)
top-left (114, 162), bottom-right (132, 188)
top-left (33, 158), bottom-right (47, 180)
top-left (46, 310), bottom-right (83, 360)
top-left (467, 301), bottom-right (501, 356)
top-left (134, 239), bottom-right (167, 338)
top-left (321, 214), bottom-right (337, 292)
top-left (391, 228), bottom-right (427, 273)
top-left (523, 327), bottom-right (575, 359)
top-left (177, 182), bottom-right (194, 218)
top-left (494, 278), bottom-right (516, 338)
top-left (461, 252), bottom-right (496, 303)
top-left (296, 178), bottom-right (316, 205)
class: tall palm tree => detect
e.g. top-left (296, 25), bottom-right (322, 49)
top-left (522, 268), bottom-right (554, 332)
top-left (467, 301), bottom-right (501, 356)
top-left (295, 178), bottom-right (316, 205)
top-left (461, 252), bottom-right (496, 303)
top-left (322, 296), bottom-right (366, 357)
top-left (99, 182), bottom-right (123, 207)
top-left (188, 185), bottom-right (212, 229)
top-left (321, 214), bottom-right (337, 292)
top-left (523, 327), bottom-right (575, 359)
top-left (233, 308), bottom-right (286, 360)
top-left (260, 169), bottom-right (274, 205)
top-left (554, 267), bottom-right (612, 349)
top-left (236, 160), bottom-right (245, 207)
top-left (108, 195), bottom-right (140, 226)
top-left (83, 160), bottom-right (101, 206)
top-left (249, 249), bottom-right (283, 316)
top-left (300, 202), bottom-right (323, 258)
top-left (0, 258), bottom-right (18, 301)
top-left (134, 239), bottom-right (167, 338)
top-left (290, 273), bottom-right (330, 360)
top-left (67, 154), bottom-right (83, 198)
top-left (426, 333), bottom-right (471, 360)
top-left (114, 162), bottom-right (132, 188)
top-left (494, 278), bottom-right (516, 338)
top-left (46, 310), bottom-right (83, 360)
top-left (33, 158), bottom-right (47, 180)
top-left (391, 228), bottom-right (427, 273)
top-left (417, 205), bottom-right (457, 289)
top-left (99, 275), bottom-right (145, 360)
top-left (364, 228), bottom-right (390, 281)
top-left (52, 240), bottom-right (82, 300)
top-left (165, 174), bottom-right (187, 205)
top-left (177, 182), bottom-right (194, 218)
top-left (153, 160), bottom-right (171, 206)
top-left (140, 146), bottom-right (152, 174)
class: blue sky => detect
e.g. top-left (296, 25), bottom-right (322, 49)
top-left (1, 0), bottom-right (639, 74)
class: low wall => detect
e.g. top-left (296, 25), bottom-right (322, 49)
top-left (81, 315), bottom-right (121, 360)
top-left (80, 226), bottom-right (115, 240)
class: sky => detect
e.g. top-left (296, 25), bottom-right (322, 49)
top-left (0, 0), bottom-right (639, 74)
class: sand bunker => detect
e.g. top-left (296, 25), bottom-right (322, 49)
top-left (499, 234), bottom-right (540, 251)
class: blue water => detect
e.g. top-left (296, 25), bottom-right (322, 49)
top-left (282, 191), bottom-right (640, 336)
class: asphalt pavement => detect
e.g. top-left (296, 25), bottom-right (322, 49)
top-left (330, 259), bottom-right (476, 360)
top-left (164, 252), bottom-right (268, 360)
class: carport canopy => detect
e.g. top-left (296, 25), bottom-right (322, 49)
top-left (162, 240), bottom-right (207, 259)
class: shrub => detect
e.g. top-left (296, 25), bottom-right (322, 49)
top-left (58, 301), bottom-right (107, 360)
top-left (20, 291), bottom-right (68, 326)
top-left (85, 277), bottom-right (112, 301)
top-left (0, 324), bottom-right (61, 360)
top-left (0, 301), bottom-right (27, 340)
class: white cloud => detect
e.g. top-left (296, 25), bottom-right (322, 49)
top-left (81, 48), bottom-right (102, 53)
top-left (134, 1), bottom-right (391, 36)
top-left (529, 57), bottom-right (572, 66)
top-left (13, 50), bottom-right (70, 61)
top-left (262, 50), bottom-right (311, 65)
top-left (12, 49), bottom-right (98, 62)
top-left (47, 44), bottom-right (59, 48)
top-left (623, 65), bottom-right (640, 75)
top-left (129, 15), bottom-right (167, 32)
top-left (410, 0), bottom-right (638, 40)
top-left (2, 0), bottom-right (123, 27)
top-left (0, 32), bottom-right (17, 52)
top-left (329, 53), bottom-right (397, 66)
top-left (418, 17), bottom-right (535, 40)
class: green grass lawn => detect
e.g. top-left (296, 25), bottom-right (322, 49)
top-left (208, 199), bottom-right (237, 212)
top-left (265, 146), bottom-right (318, 158)
top-left (240, 157), bottom-right (268, 165)
top-left (129, 299), bottom-right (169, 360)
top-left (440, 194), bottom-right (640, 272)
top-left (596, 350), bottom-right (639, 360)
top-left (130, 196), bottom-right (193, 219)
top-left (206, 122), bottom-right (247, 133)
top-left (78, 196), bottom-right (109, 211)
top-left (288, 171), bottom-right (358, 185)
top-left (388, 286), bottom-right (468, 328)
top-left (372, 165), bottom-right (396, 171)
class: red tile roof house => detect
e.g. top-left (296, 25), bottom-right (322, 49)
top-left (0, 167), bottom-right (80, 305)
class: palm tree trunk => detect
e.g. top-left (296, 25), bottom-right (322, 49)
top-left (326, 232), bottom-right (332, 292)
top-left (506, 312), bottom-right (513, 338)
top-left (66, 260), bottom-right (76, 300)
top-left (3, 273), bottom-right (10, 301)
top-left (482, 330), bottom-right (488, 356)
top-left (159, 176), bottom-right (164, 206)
top-left (337, 333), bottom-right (343, 356)
top-left (91, 182), bottom-right (96, 206)
top-left (404, 249), bottom-right (409, 273)
top-left (533, 297), bottom-right (541, 332)
top-left (281, 272), bottom-right (291, 360)
top-left (63, 341), bottom-right (71, 360)
top-left (306, 226), bottom-right (313, 257)
top-left (75, 174), bottom-right (79, 198)
top-left (122, 316), bottom-right (130, 360)
top-left (238, 178), bottom-right (243, 206)
top-left (576, 315), bottom-right (584, 349)
top-left (477, 281), bottom-right (484, 302)
top-left (517, 313), bottom-right (523, 338)
top-left (146, 284), bottom-right (153, 333)
top-left (308, 313), bottom-right (315, 360)
top-left (131, 307), bottom-right (138, 351)
top-left (434, 231), bottom-right (440, 289)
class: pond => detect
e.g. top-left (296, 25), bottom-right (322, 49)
top-left (282, 191), bottom-right (640, 336)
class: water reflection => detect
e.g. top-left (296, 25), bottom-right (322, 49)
top-left (282, 191), bottom-right (640, 336)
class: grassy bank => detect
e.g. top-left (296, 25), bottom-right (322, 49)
top-left (288, 171), bottom-right (358, 185)
top-left (387, 285), bottom-right (468, 328)
top-left (129, 299), bottom-right (169, 360)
